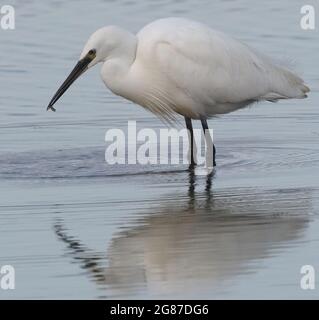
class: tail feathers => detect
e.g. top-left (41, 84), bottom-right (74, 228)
top-left (262, 67), bottom-right (310, 102)
top-left (284, 70), bottom-right (310, 98)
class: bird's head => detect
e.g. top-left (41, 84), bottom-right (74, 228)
top-left (47, 26), bottom-right (131, 111)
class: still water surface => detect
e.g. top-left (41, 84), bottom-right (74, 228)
top-left (0, 0), bottom-right (319, 299)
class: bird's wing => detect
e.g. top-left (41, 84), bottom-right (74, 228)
top-left (138, 18), bottom-right (308, 110)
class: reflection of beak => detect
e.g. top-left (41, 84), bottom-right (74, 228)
top-left (47, 55), bottom-right (93, 112)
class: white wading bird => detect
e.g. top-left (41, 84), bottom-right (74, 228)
top-left (47, 17), bottom-right (310, 167)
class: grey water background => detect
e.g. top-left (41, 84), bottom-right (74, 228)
top-left (0, 0), bottom-right (319, 299)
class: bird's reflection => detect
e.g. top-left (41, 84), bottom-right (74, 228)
top-left (54, 169), bottom-right (311, 298)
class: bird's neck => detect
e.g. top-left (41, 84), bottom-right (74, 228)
top-left (101, 33), bottom-right (137, 98)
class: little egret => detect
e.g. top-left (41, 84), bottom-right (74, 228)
top-left (47, 17), bottom-right (309, 167)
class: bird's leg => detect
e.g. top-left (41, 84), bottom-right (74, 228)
top-left (200, 117), bottom-right (216, 167)
top-left (184, 117), bottom-right (196, 166)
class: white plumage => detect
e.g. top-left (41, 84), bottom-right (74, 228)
top-left (92, 17), bottom-right (309, 122)
top-left (49, 17), bottom-right (309, 121)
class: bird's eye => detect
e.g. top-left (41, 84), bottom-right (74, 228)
top-left (88, 49), bottom-right (96, 56)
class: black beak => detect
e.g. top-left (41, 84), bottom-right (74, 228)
top-left (47, 55), bottom-right (93, 112)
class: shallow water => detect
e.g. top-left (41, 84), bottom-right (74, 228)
top-left (0, 0), bottom-right (319, 299)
